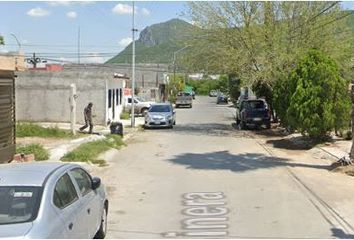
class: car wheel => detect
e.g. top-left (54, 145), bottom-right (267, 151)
top-left (141, 108), bottom-right (148, 117)
top-left (173, 120), bottom-right (176, 125)
top-left (95, 205), bottom-right (108, 239)
top-left (175, 104), bottom-right (179, 108)
top-left (189, 104), bottom-right (192, 108)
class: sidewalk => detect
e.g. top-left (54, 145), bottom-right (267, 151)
top-left (21, 118), bottom-right (145, 162)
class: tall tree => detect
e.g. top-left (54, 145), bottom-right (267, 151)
top-left (0, 36), bottom-right (4, 45)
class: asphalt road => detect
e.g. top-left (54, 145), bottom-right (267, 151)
top-left (97, 96), bottom-right (354, 239)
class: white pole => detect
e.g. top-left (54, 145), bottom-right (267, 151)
top-left (70, 84), bottom-right (77, 135)
top-left (131, 1), bottom-right (136, 127)
top-left (78, 27), bottom-right (80, 64)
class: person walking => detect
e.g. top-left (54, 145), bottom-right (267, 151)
top-left (79, 102), bottom-right (93, 133)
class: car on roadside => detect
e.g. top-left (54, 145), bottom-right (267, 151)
top-left (216, 94), bottom-right (228, 104)
top-left (0, 162), bottom-right (108, 239)
top-left (236, 99), bottom-right (271, 129)
top-left (125, 96), bottom-right (155, 116)
top-left (144, 103), bottom-right (176, 129)
top-left (209, 90), bottom-right (217, 97)
top-left (175, 92), bottom-right (193, 108)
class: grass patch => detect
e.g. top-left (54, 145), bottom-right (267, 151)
top-left (17, 122), bottom-right (79, 138)
top-left (60, 134), bottom-right (125, 166)
top-left (120, 110), bottom-right (130, 120)
top-left (16, 144), bottom-right (50, 161)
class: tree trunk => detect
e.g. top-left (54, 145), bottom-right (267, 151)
top-left (350, 104), bottom-right (354, 159)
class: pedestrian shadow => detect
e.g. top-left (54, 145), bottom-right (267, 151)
top-left (331, 228), bottom-right (354, 239)
top-left (167, 151), bottom-right (331, 173)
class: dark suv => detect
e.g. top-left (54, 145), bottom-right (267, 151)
top-left (236, 99), bottom-right (271, 129)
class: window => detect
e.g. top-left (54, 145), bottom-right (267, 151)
top-left (0, 186), bottom-right (42, 225)
top-left (70, 168), bottom-right (92, 196)
top-left (108, 90), bottom-right (112, 108)
top-left (116, 89), bottom-right (119, 105)
top-left (128, 97), bottom-right (132, 104)
top-left (53, 174), bottom-right (78, 209)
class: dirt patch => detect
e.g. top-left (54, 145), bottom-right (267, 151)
top-left (266, 137), bottom-right (315, 150)
top-left (331, 164), bottom-right (354, 177)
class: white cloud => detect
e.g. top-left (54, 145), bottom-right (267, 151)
top-left (118, 37), bottom-right (132, 47)
top-left (66, 11), bottom-right (77, 18)
top-left (27, 7), bottom-right (50, 17)
top-left (112, 3), bottom-right (135, 15)
top-left (141, 8), bottom-right (150, 16)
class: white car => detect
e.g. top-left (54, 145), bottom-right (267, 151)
top-left (0, 162), bottom-right (108, 239)
top-left (144, 103), bottom-right (176, 128)
top-left (125, 96), bottom-right (155, 116)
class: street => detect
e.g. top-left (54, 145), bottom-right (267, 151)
top-left (94, 96), bottom-right (354, 239)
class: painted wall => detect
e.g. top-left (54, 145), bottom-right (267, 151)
top-left (16, 69), bottom-right (126, 125)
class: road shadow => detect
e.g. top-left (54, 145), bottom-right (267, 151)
top-left (168, 151), bottom-right (331, 173)
top-left (172, 123), bottom-right (250, 138)
top-left (331, 228), bottom-right (354, 239)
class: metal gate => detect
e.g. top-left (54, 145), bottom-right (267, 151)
top-left (0, 70), bottom-right (15, 163)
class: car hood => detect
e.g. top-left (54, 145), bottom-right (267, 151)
top-left (0, 222), bottom-right (33, 238)
top-left (148, 112), bottom-right (172, 118)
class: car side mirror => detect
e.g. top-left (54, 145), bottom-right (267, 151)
top-left (92, 177), bottom-right (101, 190)
top-left (173, 110), bottom-right (176, 114)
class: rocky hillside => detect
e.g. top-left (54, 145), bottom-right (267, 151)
top-left (106, 18), bottom-right (197, 64)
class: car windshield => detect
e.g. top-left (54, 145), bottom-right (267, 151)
top-left (136, 97), bottom-right (145, 102)
top-left (0, 186), bottom-right (42, 225)
top-left (245, 100), bottom-right (265, 109)
top-left (149, 105), bottom-right (171, 113)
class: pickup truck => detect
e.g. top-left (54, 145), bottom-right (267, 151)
top-left (175, 92), bottom-right (193, 108)
top-left (236, 99), bottom-right (271, 129)
top-left (125, 96), bottom-right (155, 116)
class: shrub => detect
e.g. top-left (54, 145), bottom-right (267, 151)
top-left (16, 144), bottom-right (49, 161)
top-left (274, 50), bottom-right (351, 139)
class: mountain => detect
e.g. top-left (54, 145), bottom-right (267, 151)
top-left (106, 18), bottom-right (197, 64)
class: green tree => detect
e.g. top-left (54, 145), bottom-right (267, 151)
top-left (279, 50), bottom-right (350, 139)
top-left (185, 2), bottom-right (353, 105)
top-left (0, 36), bottom-right (4, 45)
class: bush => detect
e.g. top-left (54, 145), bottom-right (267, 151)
top-left (16, 144), bottom-right (49, 161)
top-left (274, 50), bottom-right (351, 139)
top-left (345, 130), bottom-right (352, 140)
top-left (17, 122), bottom-right (75, 138)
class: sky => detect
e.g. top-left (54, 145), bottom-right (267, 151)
top-left (0, 1), bottom-right (354, 64)
top-left (0, 1), bottom-right (188, 63)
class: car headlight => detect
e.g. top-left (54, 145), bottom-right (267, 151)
top-left (166, 115), bottom-right (172, 120)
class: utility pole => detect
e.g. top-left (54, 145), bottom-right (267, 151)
top-left (70, 84), bottom-right (77, 135)
top-left (173, 45), bottom-right (191, 83)
top-left (131, 1), bottom-right (138, 127)
top-left (78, 27), bottom-right (81, 64)
top-left (26, 53), bottom-right (40, 69)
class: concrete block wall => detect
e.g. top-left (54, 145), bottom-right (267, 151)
top-left (16, 70), bottom-right (109, 125)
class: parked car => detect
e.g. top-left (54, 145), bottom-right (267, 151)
top-left (144, 103), bottom-right (176, 128)
top-left (175, 92), bottom-right (193, 108)
top-left (217, 94), bottom-right (228, 104)
top-left (209, 90), bottom-right (217, 97)
top-left (236, 99), bottom-right (271, 129)
top-left (125, 96), bottom-right (155, 116)
top-left (0, 162), bottom-right (108, 239)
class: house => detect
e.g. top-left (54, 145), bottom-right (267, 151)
top-left (0, 52), bottom-right (25, 163)
top-left (16, 66), bottom-right (128, 126)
